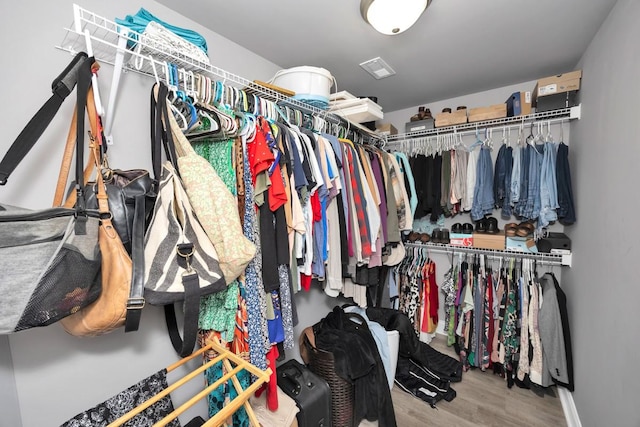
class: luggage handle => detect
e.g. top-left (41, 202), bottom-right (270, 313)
top-left (279, 372), bottom-right (302, 396)
top-left (279, 361), bottom-right (317, 396)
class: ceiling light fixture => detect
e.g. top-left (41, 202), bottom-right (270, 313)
top-left (360, 0), bottom-right (431, 35)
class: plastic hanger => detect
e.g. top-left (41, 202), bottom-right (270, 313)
top-left (163, 63), bottom-right (188, 131)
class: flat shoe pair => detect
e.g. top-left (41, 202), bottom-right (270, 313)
top-left (516, 222), bottom-right (535, 237)
top-left (407, 231), bottom-right (430, 243)
top-left (432, 228), bottom-right (450, 244)
top-left (505, 222), bottom-right (535, 237)
top-left (505, 223), bottom-right (518, 237)
top-left (452, 223), bottom-right (474, 234)
top-left (476, 217), bottom-right (500, 234)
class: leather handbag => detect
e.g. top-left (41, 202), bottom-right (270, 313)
top-left (161, 83), bottom-right (256, 284)
top-left (144, 84), bottom-right (226, 357)
top-left (57, 87), bottom-right (133, 337)
top-left (54, 80), bottom-right (155, 333)
top-left (0, 52), bottom-right (102, 334)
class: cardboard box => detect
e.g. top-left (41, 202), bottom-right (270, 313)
top-left (506, 91), bottom-right (532, 117)
top-left (533, 70), bottom-right (582, 103)
top-left (467, 104), bottom-right (507, 123)
top-left (435, 109), bottom-right (468, 127)
top-left (405, 118), bottom-right (435, 133)
top-left (472, 232), bottom-right (505, 250)
top-left (536, 90), bottom-right (579, 112)
top-left (506, 236), bottom-right (538, 253)
top-left (376, 123), bottom-right (398, 136)
top-left (450, 233), bottom-right (473, 247)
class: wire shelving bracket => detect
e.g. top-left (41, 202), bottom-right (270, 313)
top-left (386, 105), bottom-right (581, 150)
top-left (404, 241), bottom-right (571, 267)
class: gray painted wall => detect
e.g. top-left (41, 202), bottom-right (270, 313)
top-left (564, 0), bottom-right (640, 425)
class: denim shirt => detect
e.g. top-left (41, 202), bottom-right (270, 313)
top-left (470, 146), bottom-right (495, 221)
top-left (538, 142), bottom-right (559, 229)
top-left (521, 144), bottom-right (543, 220)
top-left (510, 145), bottom-right (522, 205)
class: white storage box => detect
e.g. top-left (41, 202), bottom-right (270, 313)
top-left (329, 97), bottom-right (384, 123)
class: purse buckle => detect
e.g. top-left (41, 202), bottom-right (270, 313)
top-left (127, 298), bottom-right (146, 310)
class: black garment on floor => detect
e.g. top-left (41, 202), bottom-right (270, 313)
top-left (394, 356), bottom-right (456, 407)
top-left (313, 306), bottom-right (397, 427)
top-left (365, 307), bottom-right (463, 383)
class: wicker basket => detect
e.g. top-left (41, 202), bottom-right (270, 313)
top-left (303, 335), bottom-right (355, 427)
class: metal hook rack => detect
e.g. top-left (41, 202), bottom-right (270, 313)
top-left (55, 5), bottom-right (385, 145)
top-left (386, 106), bottom-right (580, 152)
top-left (404, 241), bottom-right (571, 267)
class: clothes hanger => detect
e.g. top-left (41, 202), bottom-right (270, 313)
top-left (469, 126), bottom-right (484, 150)
top-left (163, 62), bottom-right (188, 131)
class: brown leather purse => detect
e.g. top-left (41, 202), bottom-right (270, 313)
top-left (56, 86), bottom-right (133, 336)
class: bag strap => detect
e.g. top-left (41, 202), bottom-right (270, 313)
top-left (150, 82), bottom-right (179, 180)
top-left (124, 193), bottom-right (146, 332)
top-left (165, 270), bottom-right (201, 357)
top-left (0, 52), bottom-right (89, 186)
top-left (53, 83), bottom-right (103, 208)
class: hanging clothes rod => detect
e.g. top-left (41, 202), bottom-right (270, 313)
top-left (403, 241), bottom-right (571, 266)
top-left (55, 4), bottom-right (384, 145)
top-left (386, 106), bottom-right (581, 146)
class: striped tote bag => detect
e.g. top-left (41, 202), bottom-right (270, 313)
top-left (144, 161), bottom-right (226, 356)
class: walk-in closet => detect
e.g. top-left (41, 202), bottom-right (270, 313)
top-left (1, 1), bottom-right (638, 426)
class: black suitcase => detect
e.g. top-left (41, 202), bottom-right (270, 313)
top-left (277, 359), bottom-right (332, 427)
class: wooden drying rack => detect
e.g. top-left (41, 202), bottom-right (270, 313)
top-left (107, 337), bottom-right (272, 427)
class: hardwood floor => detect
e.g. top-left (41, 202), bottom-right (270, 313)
top-left (360, 335), bottom-right (567, 427)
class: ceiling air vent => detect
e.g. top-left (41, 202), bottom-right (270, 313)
top-left (359, 57), bottom-right (396, 80)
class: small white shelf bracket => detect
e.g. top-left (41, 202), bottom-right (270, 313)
top-left (570, 104), bottom-right (581, 120)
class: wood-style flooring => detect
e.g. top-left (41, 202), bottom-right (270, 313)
top-left (360, 335), bottom-right (567, 427)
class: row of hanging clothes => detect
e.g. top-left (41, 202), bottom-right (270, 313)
top-left (438, 255), bottom-right (574, 393)
top-left (389, 122), bottom-right (576, 237)
top-left (389, 245), bottom-right (440, 336)
top-left (149, 58), bottom-right (414, 424)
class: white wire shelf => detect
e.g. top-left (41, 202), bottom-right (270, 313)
top-left (404, 241), bottom-right (571, 267)
top-left (386, 105), bottom-right (581, 148)
top-left (55, 5), bottom-right (384, 144)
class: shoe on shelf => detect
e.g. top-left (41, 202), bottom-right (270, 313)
top-left (462, 223), bottom-right (474, 234)
top-left (420, 233), bottom-right (430, 243)
top-left (411, 106), bottom-right (432, 122)
top-left (505, 223), bottom-right (518, 237)
top-left (516, 222), bottom-right (535, 237)
top-left (442, 107), bottom-right (452, 114)
top-left (441, 228), bottom-right (450, 244)
top-left (456, 105), bottom-right (467, 111)
top-left (452, 223), bottom-right (462, 234)
top-left (486, 217), bottom-right (500, 234)
top-left (408, 231), bottom-right (420, 242)
top-left (431, 229), bottom-right (442, 244)
top-left (475, 218), bottom-right (488, 233)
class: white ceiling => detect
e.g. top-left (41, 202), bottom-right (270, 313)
top-left (157, 0), bottom-right (617, 112)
